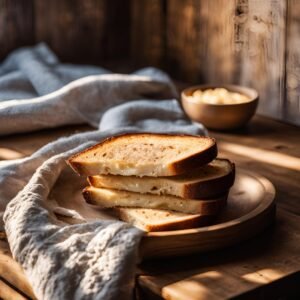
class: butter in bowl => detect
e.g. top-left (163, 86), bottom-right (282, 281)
top-left (181, 84), bottom-right (259, 130)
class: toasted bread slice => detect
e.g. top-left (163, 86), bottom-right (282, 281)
top-left (114, 207), bottom-right (214, 232)
top-left (88, 158), bottom-right (234, 199)
top-left (83, 186), bottom-right (227, 214)
top-left (67, 133), bottom-right (217, 177)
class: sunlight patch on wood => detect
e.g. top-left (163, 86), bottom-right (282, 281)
top-left (0, 148), bottom-right (24, 160)
top-left (163, 271), bottom-right (222, 300)
top-left (242, 268), bottom-right (285, 284)
top-left (219, 142), bottom-right (300, 171)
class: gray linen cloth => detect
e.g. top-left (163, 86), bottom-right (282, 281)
top-left (0, 44), bottom-right (206, 300)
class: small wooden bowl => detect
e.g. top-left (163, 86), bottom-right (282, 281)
top-left (181, 84), bottom-right (259, 130)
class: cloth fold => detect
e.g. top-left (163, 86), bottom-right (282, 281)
top-left (0, 44), bottom-right (206, 300)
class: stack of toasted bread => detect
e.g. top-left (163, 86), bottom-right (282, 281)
top-left (67, 133), bottom-right (235, 232)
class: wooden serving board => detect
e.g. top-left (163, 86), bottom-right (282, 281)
top-left (140, 170), bottom-right (275, 259)
top-left (52, 168), bottom-right (276, 260)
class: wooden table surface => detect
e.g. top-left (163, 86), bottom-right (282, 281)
top-left (0, 115), bottom-right (299, 299)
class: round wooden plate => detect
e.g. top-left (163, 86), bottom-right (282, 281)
top-left (140, 170), bottom-right (276, 259)
top-left (52, 169), bottom-right (275, 259)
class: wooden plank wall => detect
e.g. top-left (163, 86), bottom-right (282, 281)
top-left (131, 0), bottom-right (165, 68)
top-left (235, 0), bottom-right (286, 119)
top-left (286, 0), bottom-right (300, 125)
top-left (0, 0), bottom-right (299, 125)
top-left (132, 0), bottom-right (288, 121)
top-left (0, 0), bottom-right (35, 58)
top-left (0, 0), bottom-right (130, 64)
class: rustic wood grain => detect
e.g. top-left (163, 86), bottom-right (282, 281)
top-left (139, 209), bottom-right (300, 300)
top-left (34, 0), bottom-right (105, 63)
top-left (34, 0), bottom-right (130, 64)
top-left (0, 279), bottom-right (28, 300)
top-left (101, 0), bottom-right (131, 61)
top-left (0, 0), bottom-right (35, 60)
top-left (234, 0), bottom-right (287, 119)
top-left (131, 0), bottom-right (165, 68)
top-left (197, 0), bottom-right (237, 84)
top-left (165, 0), bottom-right (287, 120)
top-left (285, 0), bottom-right (300, 126)
top-left (166, 0), bottom-right (288, 121)
top-left (165, 0), bottom-right (248, 85)
top-left (166, 0), bottom-right (201, 82)
top-left (0, 125), bottom-right (90, 159)
top-left (0, 240), bottom-right (35, 299)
